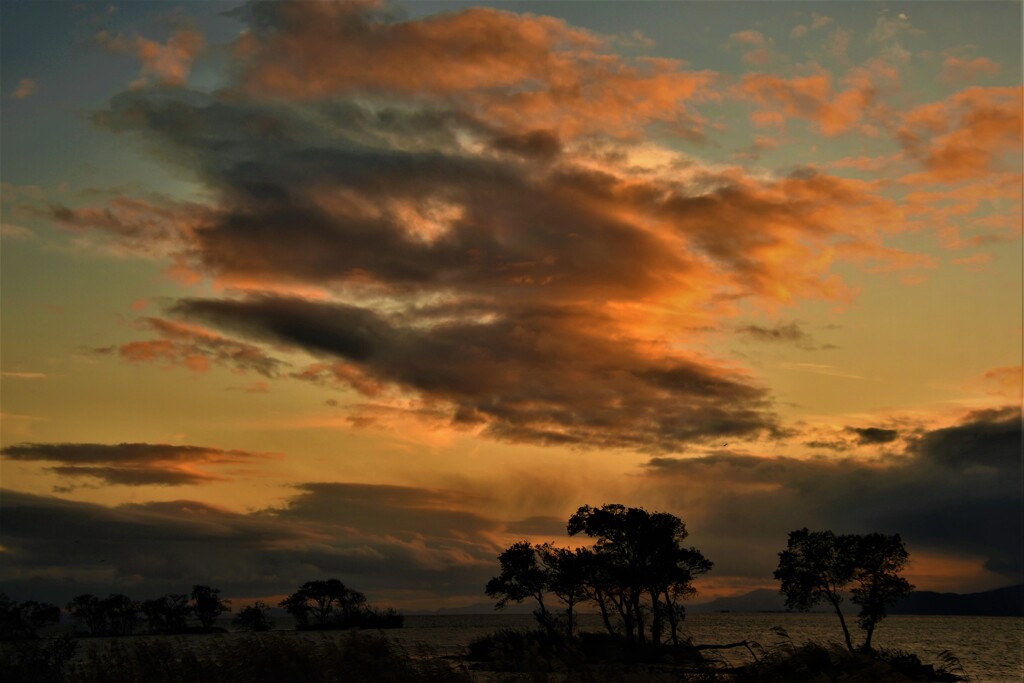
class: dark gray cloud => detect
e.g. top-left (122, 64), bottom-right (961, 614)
top-left (646, 406), bottom-right (1023, 587)
top-left (846, 426), bottom-right (901, 444)
top-left (0, 482), bottom-right (508, 607)
top-left (490, 129), bottom-right (563, 160)
top-left (2, 442), bottom-right (276, 487)
top-left (735, 321), bottom-right (838, 350)
top-left (172, 294), bottom-right (779, 451)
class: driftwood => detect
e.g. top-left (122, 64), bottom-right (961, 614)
top-left (693, 640), bottom-right (763, 664)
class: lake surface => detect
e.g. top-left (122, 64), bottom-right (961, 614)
top-left (389, 612), bottom-right (1023, 682)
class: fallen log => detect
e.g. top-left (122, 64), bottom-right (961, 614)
top-left (693, 640), bottom-right (762, 663)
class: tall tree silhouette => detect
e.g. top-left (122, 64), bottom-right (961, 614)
top-left (102, 594), bottom-right (140, 636)
top-left (66, 594), bottom-right (106, 635)
top-left (485, 541), bottom-right (553, 632)
top-left (775, 528), bottom-right (913, 652)
top-left (191, 585), bottom-right (231, 630)
top-left (568, 504), bottom-right (711, 646)
top-left (850, 533), bottom-right (913, 650)
top-left (485, 504), bottom-right (711, 646)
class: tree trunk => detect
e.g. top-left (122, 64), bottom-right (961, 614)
top-left (664, 590), bottom-right (680, 646)
top-left (649, 588), bottom-right (663, 645)
top-left (862, 622), bottom-right (875, 652)
top-left (595, 591), bottom-right (615, 636)
top-left (632, 592), bottom-right (646, 646)
top-left (828, 597), bottom-right (855, 652)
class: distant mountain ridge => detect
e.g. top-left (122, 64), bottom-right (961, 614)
top-left (888, 585), bottom-right (1023, 616)
top-left (691, 585), bottom-right (1023, 617)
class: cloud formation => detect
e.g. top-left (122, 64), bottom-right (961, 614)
top-left (96, 317), bottom-right (284, 377)
top-left (0, 482), bottom-right (508, 608)
top-left (646, 406), bottom-right (1023, 588)
top-left (897, 86), bottom-right (1022, 182)
top-left (2, 442), bottom-right (279, 487)
top-left (95, 28), bottom-right (204, 87)
top-left (229, 0), bottom-right (713, 139)
top-left (173, 294), bottom-right (778, 450)
top-left (52, 0), bottom-right (1007, 456)
top-left (1, 407), bottom-right (1017, 606)
top-left (735, 321), bottom-right (837, 350)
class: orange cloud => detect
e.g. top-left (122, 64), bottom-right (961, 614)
top-left (231, 0), bottom-right (714, 139)
top-left (101, 317), bottom-right (284, 377)
top-left (902, 174), bottom-right (1022, 249)
top-left (737, 57), bottom-right (899, 138)
top-left (738, 70), bottom-right (866, 136)
top-left (96, 29), bottom-right (204, 86)
top-left (727, 30), bottom-right (774, 67)
top-left (975, 365), bottom-right (1023, 400)
top-left (940, 55), bottom-right (999, 85)
top-left (897, 86), bottom-right (1022, 182)
top-left (293, 362), bottom-right (388, 398)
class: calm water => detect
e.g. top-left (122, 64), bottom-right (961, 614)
top-left (390, 612), bottom-right (1023, 682)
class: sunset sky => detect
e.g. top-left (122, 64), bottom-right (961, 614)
top-left (1, 0), bottom-right (1021, 611)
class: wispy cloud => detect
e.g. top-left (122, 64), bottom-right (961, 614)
top-left (1, 371), bottom-right (47, 380)
top-left (2, 442), bottom-right (281, 487)
top-left (95, 317), bottom-right (284, 377)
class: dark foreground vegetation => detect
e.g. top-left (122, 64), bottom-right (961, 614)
top-left (463, 627), bottom-right (969, 681)
top-left (0, 631), bottom-right (468, 683)
top-left (0, 627), bottom-right (969, 683)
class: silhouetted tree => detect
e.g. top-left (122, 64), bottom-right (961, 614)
top-left (66, 594), bottom-right (106, 635)
top-left (141, 594), bottom-right (192, 633)
top-left (538, 544), bottom-right (589, 637)
top-left (280, 579), bottom-right (367, 628)
top-left (775, 528), bottom-right (913, 652)
top-left (0, 594), bottom-right (60, 640)
top-left (485, 505), bottom-right (712, 646)
top-left (279, 592), bottom-right (311, 627)
top-left (233, 601), bottom-right (274, 632)
top-left (67, 593), bottom-right (141, 636)
top-left (191, 585), bottom-right (231, 630)
top-left (850, 533), bottom-right (913, 651)
top-left (485, 541), bottom-right (553, 633)
top-left (775, 529), bottom-right (857, 651)
top-left (568, 504), bottom-right (711, 646)
top-left (102, 594), bottom-right (140, 636)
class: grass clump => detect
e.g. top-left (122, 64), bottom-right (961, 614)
top-left (731, 642), bottom-right (965, 683)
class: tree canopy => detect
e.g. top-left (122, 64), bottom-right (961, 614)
top-left (485, 503), bottom-right (712, 645)
top-left (775, 528), bottom-right (913, 651)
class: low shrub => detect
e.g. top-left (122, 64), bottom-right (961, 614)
top-left (732, 642), bottom-right (965, 682)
